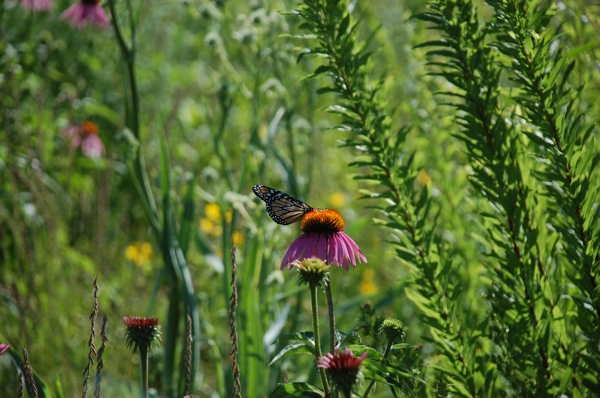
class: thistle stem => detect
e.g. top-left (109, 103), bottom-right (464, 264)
top-left (363, 339), bottom-right (394, 397)
top-left (310, 284), bottom-right (330, 395)
top-left (139, 346), bottom-right (149, 398)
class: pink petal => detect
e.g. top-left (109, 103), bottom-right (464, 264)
top-left (61, 3), bottom-right (110, 29)
top-left (337, 235), bottom-right (351, 270)
top-left (81, 134), bottom-right (105, 158)
top-left (317, 234), bottom-right (327, 262)
top-left (22, 0), bottom-right (53, 11)
top-left (330, 233), bottom-right (347, 269)
top-left (328, 235), bottom-right (338, 266)
top-left (281, 236), bottom-right (302, 269)
top-left (301, 234), bottom-right (318, 260)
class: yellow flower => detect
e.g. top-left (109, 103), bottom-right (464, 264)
top-left (233, 231), bottom-right (244, 246)
top-left (205, 203), bottom-right (222, 222)
top-left (125, 242), bottom-right (153, 266)
top-left (199, 218), bottom-right (222, 236)
top-left (329, 192), bottom-right (346, 208)
top-left (416, 170), bottom-right (431, 186)
top-left (359, 269), bottom-right (378, 295)
top-left (225, 209), bottom-right (233, 223)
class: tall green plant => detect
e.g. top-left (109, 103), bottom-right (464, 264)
top-left (108, 1), bottom-right (200, 396)
top-left (293, 0), bottom-right (599, 395)
top-left (291, 0), bottom-right (482, 395)
top-left (488, 3), bottom-right (600, 375)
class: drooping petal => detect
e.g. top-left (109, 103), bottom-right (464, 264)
top-left (64, 125), bottom-right (83, 148)
top-left (281, 236), bottom-right (303, 269)
top-left (280, 213), bottom-right (366, 271)
top-left (87, 4), bottom-right (110, 28)
top-left (82, 134), bottom-right (105, 158)
top-left (339, 233), bottom-right (354, 269)
top-left (281, 233), bottom-right (323, 269)
top-left (62, 3), bottom-right (110, 29)
top-left (343, 233), bottom-right (364, 263)
top-left (341, 232), bottom-right (367, 265)
top-left (328, 234), bottom-right (339, 266)
top-left (317, 233), bottom-right (327, 261)
top-left (22, 0), bottom-right (53, 12)
top-left (331, 233), bottom-right (348, 269)
top-left (295, 234), bottom-right (311, 261)
top-left (281, 242), bottom-right (296, 269)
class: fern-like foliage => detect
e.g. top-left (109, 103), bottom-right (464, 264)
top-left (293, 0), bottom-right (486, 396)
top-left (416, 0), bottom-right (599, 395)
top-left (488, 0), bottom-right (600, 391)
top-left (294, 0), bottom-right (598, 396)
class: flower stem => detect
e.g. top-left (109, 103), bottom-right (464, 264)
top-left (310, 284), bottom-right (329, 395)
top-left (324, 280), bottom-right (336, 353)
top-left (139, 345), bottom-right (149, 398)
top-left (108, 0), bottom-right (161, 237)
top-left (363, 339), bottom-right (394, 397)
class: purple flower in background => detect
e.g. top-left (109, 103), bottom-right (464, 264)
top-left (64, 121), bottom-right (105, 158)
top-left (61, 0), bottom-right (110, 29)
top-left (22, 0), bottom-right (53, 11)
top-left (0, 343), bottom-right (9, 356)
top-left (281, 209), bottom-right (367, 270)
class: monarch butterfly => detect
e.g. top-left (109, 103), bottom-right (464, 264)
top-left (252, 185), bottom-right (314, 225)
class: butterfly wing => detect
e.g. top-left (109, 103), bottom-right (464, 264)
top-left (252, 185), bottom-right (313, 225)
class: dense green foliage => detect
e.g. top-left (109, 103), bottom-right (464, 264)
top-left (1, 0), bottom-right (598, 397)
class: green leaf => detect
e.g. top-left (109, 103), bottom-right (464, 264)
top-left (274, 332), bottom-right (315, 344)
top-left (404, 287), bottom-right (444, 326)
top-left (177, 174), bottom-right (197, 257)
top-left (269, 343), bottom-right (317, 366)
top-left (80, 97), bottom-right (121, 125)
top-left (269, 382), bottom-right (324, 398)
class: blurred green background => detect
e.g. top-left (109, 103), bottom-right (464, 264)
top-left (1, 0), bottom-right (598, 396)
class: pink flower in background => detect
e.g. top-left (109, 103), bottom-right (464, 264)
top-left (61, 0), bottom-right (110, 29)
top-left (64, 121), bottom-right (105, 158)
top-left (281, 209), bottom-right (367, 270)
top-left (0, 343), bottom-right (9, 356)
top-left (22, 0), bottom-right (53, 11)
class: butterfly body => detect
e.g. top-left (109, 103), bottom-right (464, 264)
top-left (252, 185), bottom-right (314, 225)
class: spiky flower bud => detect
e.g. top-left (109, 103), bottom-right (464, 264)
top-left (123, 317), bottom-right (161, 353)
top-left (295, 258), bottom-right (329, 288)
top-left (379, 318), bottom-right (406, 342)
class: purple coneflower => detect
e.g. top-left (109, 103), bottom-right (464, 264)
top-left (281, 209), bottom-right (367, 270)
top-left (61, 0), bottom-right (110, 29)
top-left (0, 343), bottom-right (9, 356)
top-left (123, 316), bottom-right (161, 352)
top-left (318, 347), bottom-right (368, 398)
top-left (64, 121), bottom-right (106, 158)
top-left (22, 0), bottom-right (52, 11)
top-left (124, 316), bottom-right (161, 398)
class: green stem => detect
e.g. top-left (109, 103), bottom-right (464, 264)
top-left (363, 339), bottom-right (394, 398)
top-left (140, 346), bottom-right (149, 398)
top-left (310, 284), bottom-right (329, 395)
top-left (108, 0), bottom-right (161, 237)
top-left (324, 280), bottom-right (336, 353)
